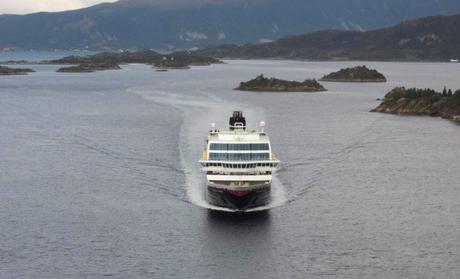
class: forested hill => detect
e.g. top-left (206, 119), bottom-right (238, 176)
top-left (195, 14), bottom-right (460, 61)
top-left (1, 0), bottom-right (460, 50)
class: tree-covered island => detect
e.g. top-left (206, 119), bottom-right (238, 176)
top-left (153, 58), bottom-right (191, 70)
top-left (320, 66), bottom-right (387, 82)
top-left (57, 63), bottom-right (122, 73)
top-left (236, 75), bottom-right (327, 92)
top-left (46, 50), bottom-right (222, 72)
top-left (372, 87), bottom-right (460, 122)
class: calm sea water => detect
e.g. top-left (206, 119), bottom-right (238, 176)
top-left (1, 54), bottom-right (460, 278)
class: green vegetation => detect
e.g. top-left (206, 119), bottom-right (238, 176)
top-left (236, 75), bottom-right (327, 92)
top-left (153, 58), bottom-right (190, 69)
top-left (320, 66), bottom-right (387, 82)
top-left (195, 14), bottom-right (460, 61)
top-left (49, 50), bottom-right (163, 64)
top-left (0, 65), bottom-right (34, 75)
top-left (165, 52), bottom-right (223, 66)
top-left (372, 87), bottom-right (460, 122)
top-left (0, 1), bottom-right (459, 51)
top-left (57, 63), bottom-right (121, 73)
top-left (47, 50), bottom-right (222, 71)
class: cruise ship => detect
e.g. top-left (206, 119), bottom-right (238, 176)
top-left (199, 111), bottom-right (280, 210)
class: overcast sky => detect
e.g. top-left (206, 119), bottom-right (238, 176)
top-left (0, 0), bottom-right (117, 15)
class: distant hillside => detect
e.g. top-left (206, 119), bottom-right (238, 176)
top-left (1, 0), bottom-right (460, 50)
top-left (195, 14), bottom-right (460, 61)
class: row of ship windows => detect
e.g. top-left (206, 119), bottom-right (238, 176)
top-left (209, 143), bottom-right (269, 151)
top-left (209, 153), bottom-right (270, 161)
top-left (205, 163), bottom-right (277, 168)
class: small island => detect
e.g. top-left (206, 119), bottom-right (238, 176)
top-left (0, 60), bottom-right (29, 65)
top-left (153, 59), bottom-right (191, 70)
top-left (57, 63), bottom-right (121, 73)
top-left (320, 65), bottom-right (387, 82)
top-left (236, 75), bottom-right (327, 92)
top-left (47, 50), bottom-right (222, 72)
top-left (371, 87), bottom-right (460, 122)
top-left (0, 65), bottom-right (35, 75)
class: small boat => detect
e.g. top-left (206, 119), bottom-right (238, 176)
top-left (199, 111), bottom-right (280, 211)
top-left (450, 59), bottom-right (459, 63)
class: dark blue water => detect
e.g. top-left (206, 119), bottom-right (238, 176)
top-left (1, 55), bottom-right (460, 278)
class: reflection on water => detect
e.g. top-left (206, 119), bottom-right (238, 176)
top-left (203, 210), bottom-right (273, 279)
top-left (207, 209), bottom-right (271, 226)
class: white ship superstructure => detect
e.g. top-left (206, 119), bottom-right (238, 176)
top-left (199, 111), bottom-right (279, 210)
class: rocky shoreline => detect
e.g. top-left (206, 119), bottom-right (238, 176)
top-left (372, 87), bottom-right (460, 122)
top-left (236, 75), bottom-right (327, 92)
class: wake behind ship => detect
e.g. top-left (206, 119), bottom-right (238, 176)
top-left (199, 111), bottom-right (280, 211)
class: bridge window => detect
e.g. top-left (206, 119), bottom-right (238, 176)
top-left (209, 152), bottom-right (270, 161)
top-left (210, 143), bottom-right (269, 151)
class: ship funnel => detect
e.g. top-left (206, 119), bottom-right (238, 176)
top-left (229, 111), bottom-right (246, 131)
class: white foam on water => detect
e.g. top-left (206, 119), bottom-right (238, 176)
top-left (129, 86), bottom-right (287, 212)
